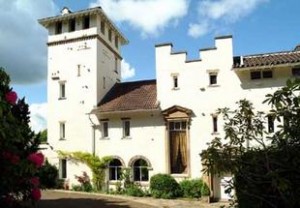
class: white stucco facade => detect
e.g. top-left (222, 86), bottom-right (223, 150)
top-left (39, 7), bottom-right (300, 201)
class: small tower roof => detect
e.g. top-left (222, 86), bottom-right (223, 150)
top-left (38, 7), bottom-right (128, 45)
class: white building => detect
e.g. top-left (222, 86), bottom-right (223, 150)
top-left (39, 7), bottom-right (300, 201)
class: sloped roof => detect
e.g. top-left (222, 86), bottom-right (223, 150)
top-left (97, 80), bottom-right (158, 112)
top-left (233, 50), bottom-right (300, 69)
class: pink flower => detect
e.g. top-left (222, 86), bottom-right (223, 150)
top-left (30, 177), bottom-right (40, 187)
top-left (5, 91), bottom-right (17, 105)
top-left (31, 188), bottom-right (41, 201)
top-left (27, 152), bottom-right (44, 168)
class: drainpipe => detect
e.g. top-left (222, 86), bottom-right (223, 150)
top-left (92, 125), bottom-right (96, 156)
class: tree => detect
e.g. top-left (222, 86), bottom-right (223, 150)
top-left (0, 68), bottom-right (44, 207)
top-left (39, 129), bottom-right (47, 143)
top-left (57, 151), bottom-right (111, 191)
top-left (201, 79), bottom-right (300, 207)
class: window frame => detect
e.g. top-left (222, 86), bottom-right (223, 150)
top-left (59, 122), bottom-right (66, 140)
top-left (209, 73), bottom-right (218, 85)
top-left (267, 115), bottom-right (275, 133)
top-left (122, 119), bottom-right (131, 138)
top-left (101, 120), bottom-right (109, 138)
top-left (59, 81), bottom-right (66, 99)
top-left (108, 159), bottom-right (122, 181)
top-left (115, 36), bottom-right (119, 48)
top-left (59, 159), bottom-right (67, 179)
top-left (108, 29), bottom-right (112, 42)
top-left (55, 21), bottom-right (62, 34)
top-left (133, 159), bottom-right (149, 182)
top-left (68, 18), bottom-right (76, 32)
top-left (212, 116), bottom-right (218, 133)
top-left (82, 15), bottom-right (90, 29)
top-left (100, 20), bottom-right (105, 34)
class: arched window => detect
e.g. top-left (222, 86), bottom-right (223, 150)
top-left (133, 159), bottom-right (149, 181)
top-left (109, 159), bottom-right (122, 180)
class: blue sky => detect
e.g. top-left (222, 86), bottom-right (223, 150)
top-left (1, 0), bottom-right (300, 131)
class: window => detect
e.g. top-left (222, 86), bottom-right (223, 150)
top-left (59, 122), bottom-right (65, 140)
top-left (100, 20), bottom-right (105, 34)
top-left (209, 73), bottom-right (217, 85)
top-left (169, 121), bottom-right (187, 174)
top-left (59, 82), bottom-right (66, 99)
top-left (103, 77), bottom-right (106, 89)
top-left (250, 70), bottom-right (273, 80)
top-left (250, 71), bottom-right (261, 80)
top-left (68, 18), bottom-right (75, 32)
top-left (109, 159), bottom-right (122, 180)
top-left (82, 16), bottom-right (90, 29)
top-left (102, 121), bottom-right (108, 137)
top-left (267, 115), bottom-right (274, 133)
top-left (115, 36), bottom-right (119, 48)
top-left (55, 21), bottom-right (62, 34)
top-left (122, 119), bottom-right (130, 137)
top-left (77, 65), bottom-right (81, 77)
top-left (108, 29), bottom-right (112, 42)
top-left (173, 76), bottom-right (178, 89)
top-left (292, 67), bottom-right (300, 77)
top-left (114, 57), bottom-right (118, 73)
top-left (133, 159), bottom-right (149, 181)
top-left (59, 159), bottom-right (67, 179)
top-left (262, 70), bottom-right (273, 78)
top-left (212, 116), bottom-right (218, 133)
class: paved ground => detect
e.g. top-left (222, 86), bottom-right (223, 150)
top-left (38, 190), bottom-right (229, 208)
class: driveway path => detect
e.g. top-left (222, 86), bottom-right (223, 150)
top-left (38, 190), bottom-right (229, 208)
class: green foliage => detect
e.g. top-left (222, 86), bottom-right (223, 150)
top-left (179, 178), bottom-right (203, 198)
top-left (201, 182), bottom-right (210, 196)
top-left (125, 183), bottom-right (145, 197)
top-left (57, 151), bottom-right (111, 191)
top-left (150, 174), bottom-right (182, 199)
top-left (201, 79), bottom-right (300, 207)
top-left (0, 68), bottom-right (43, 207)
top-left (38, 159), bottom-right (59, 189)
top-left (39, 129), bottom-right (47, 143)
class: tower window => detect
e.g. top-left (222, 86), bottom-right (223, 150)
top-left (172, 75), bottom-right (179, 89)
top-left (59, 82), bottom-right (66, 99)
top-left (212, 116), bottom-right (218, 133)
top-left (292, 67), bottom-right (300, 77)
top-left (82, 16), bottom-right (90, 29)
top-left (262, 70), bottom-right (273, 78)
top-left (101, 20), bottom-right (105, 34)
top-left (250, 71), bottom-right (261, 80)
top-left (69, 18), bottom-right (76, 32)
top-left (209, 73), bottom-right (217, 85)
top-left (109, 29), bottom-right (112, 42)
top-left (115, 36), bottom-right (119, 48)
top-left (114, 57), bottom-right (118, 73)
top-left (59, 122), bottom-right (66, 140)
top-left (55, 21), bottom-right (62, 34)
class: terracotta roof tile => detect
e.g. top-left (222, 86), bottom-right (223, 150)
top-left (233, 50), bottom-right (300, 69)
top-left (97, 80), bottom-right (158, 112)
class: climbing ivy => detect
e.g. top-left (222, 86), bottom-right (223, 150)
top-left (57, 151), bottom-right (111, 191)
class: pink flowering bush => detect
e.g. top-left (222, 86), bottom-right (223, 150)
top-left (0, 68), bottom-right (43, 207)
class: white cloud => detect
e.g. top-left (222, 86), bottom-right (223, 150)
top-left (0, 0), bottom-right (57, 84)
top-left (121, 59), bottom-right (135, 80)
top-left (188, 21), bottom-right (210, 38)
top-left (29, 103), bottom-right (47, 133)
top-left (90, 0), bottom-right (189, 37)
top-left (188, 0), bottom-right (268, 38)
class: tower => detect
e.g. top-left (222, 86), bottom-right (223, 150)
top-left (39, 7), bottom-right (128, 162)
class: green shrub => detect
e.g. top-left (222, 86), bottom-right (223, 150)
top-left (150, 174), bottom-right (182, 199)
top-left (201, 182), bottom-right (210, 196)
top-left (125, 183), bottom-right (145, 197)
top-left (38, 160), bottom-right (59, 189)
top-left (180, 179), bottom-right (203, 198)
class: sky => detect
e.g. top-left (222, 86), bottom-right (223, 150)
top-left (1, 0), bottom-right (300, 132)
